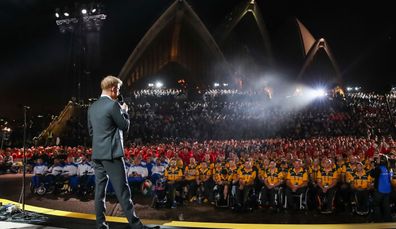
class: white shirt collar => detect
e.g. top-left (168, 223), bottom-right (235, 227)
top-left (100, 94), bottom-right (114, 100)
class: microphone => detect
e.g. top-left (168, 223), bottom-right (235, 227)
top-left (118, 94), bottom-right (129, 119)
top-left (117, 94), bottom-right (124, 105)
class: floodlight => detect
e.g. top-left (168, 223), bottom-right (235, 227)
top-left (155, 82), bottom-right (163, 88)
top-left (313, 88), bottom-right (326, 97)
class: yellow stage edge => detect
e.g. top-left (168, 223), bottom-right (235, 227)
top-left (1, 198), bottom-right (396, 229)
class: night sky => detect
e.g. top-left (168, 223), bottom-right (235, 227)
top-left (0, 0), bottom-right (395, 120)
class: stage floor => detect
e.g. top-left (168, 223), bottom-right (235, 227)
top-left (2, 174), bottom-right (396, 228)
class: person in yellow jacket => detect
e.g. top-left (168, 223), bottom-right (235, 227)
top-left (336, 155), bottom-right (346, 181)
top-left (343, 156), bottom-right (358, 182)
top-left (259, 160), bottom-right (284, 209)
top-left (213, 168), bottom-right (231, 204)
top-left (316, 159), bottom-right (338, 213)
top-left (227, 159), bottom-right (240, 204)
top-left (176, 158), bottom-right (184, 173)
top-left (196, 161), bottom-right (213, 203)
top-left (184, 157), bottom-right (199, 202)
top-left (339, 156), bottom-right (357, 209)
top-left (164, 158), bottom-right (183, 208)
top-left (309, 158), bottom-right (321, 186)
top-left (285, 159), bottom-right (308, 210)
top-left (237, 160), bottom-right (256, 210)
top-left (347, 162), bottom-right (373, 214)
top-left (308, 158), bottom-right (321, 210)
top-left (227, 159), bottom-right (239, 185)
top-left (213, 161), bottom-right (223, 177)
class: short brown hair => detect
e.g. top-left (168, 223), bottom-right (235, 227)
top-left (100, 75), bottom-right (122, 90)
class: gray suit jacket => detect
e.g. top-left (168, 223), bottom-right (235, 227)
top-left (88, 96), bottom-right (130, 160)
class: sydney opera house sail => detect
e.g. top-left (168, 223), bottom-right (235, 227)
top-left (215, 0), bottom-right (273, 87)
top-left (119, 0), bottom-right (342, 90)
top-left (271, 18), bottom-right (341, 86)
top-left (118, 0), bottom-right (229, 89)
top-left (298, 38), bottom-right (342, 86)
top-left (296, 19), bottom-right (316, 56)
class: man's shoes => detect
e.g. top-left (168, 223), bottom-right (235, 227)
top-left (131, 220), bottom-right (160, 229)
top-left (142, 225), bottom-right (160, 229)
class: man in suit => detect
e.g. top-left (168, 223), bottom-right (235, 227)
top-left (88, 75), bottom-right (150, 229)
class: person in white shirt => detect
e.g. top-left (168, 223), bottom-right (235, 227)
top-left (151, 158), bottom-right (165, 184)
top-left (47, 158), bottom-right (64, 176)
top-left (77, 154), bottom-right (95, 195)
top-left (62, 156), bottom-right (78, 192)
top-left (62, 156), bottom-right (78, 176)
top-left (32, 158), bottom-right (48, 189)
top-left (77, 154), bottom-right (94, 176)
top-left (127, 157), bottom-right (148, 192)
top-left (42, 158), bottom-right (63, 192)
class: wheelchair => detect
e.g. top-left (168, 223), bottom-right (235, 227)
top-left (151, 177), bottom-right (168, 209)
top-left (284, 187), bottom-right (309, 210)
top-left (30, 175), bottom-right (52, 196)
top-left (228, 184), bottom-right (238, 210)
top-left (30, 174), bottom-right (64, 196)
top-left (213, 185), bottom-right (229, 208)
top-left (234, 185), bottom-right (257, 212)
top-left (77, 175), bottom-right (95, 198)
top-left (317, 188), bottom-right (337, 214)
top-left (351, 190), bottom-right (370, 216)
top-left (196, 181), bottom-right (212, 204)
top-left (258, 186), bottom-right (284, 210)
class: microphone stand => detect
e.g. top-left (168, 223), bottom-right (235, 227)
top-left (11, 106), bottom-right (48, 224)
top-left (22, 105), bottom-right (28, 211)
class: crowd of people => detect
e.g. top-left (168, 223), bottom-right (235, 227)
top-left (1, 135), bottom-right (396, 221)
top-left (126, 90), bottom-right (395, 143)
top-left (1, 89), bottom-right (396, 222)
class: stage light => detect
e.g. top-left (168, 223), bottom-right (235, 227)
top-left (214, 83), bottom-right (220, 87)
top-left (223, 83), bottom-right (228, 87)
top-left (355, 87), bottom-right (361, 91)
top-left (148, 83), bottom-right (154, 87)
top-left (313, 88), bottom-right (326, 98)
top-left (55, 3), bottom-right (106, 33)
top-left (346, 87), bottom-right (353, 91)
top-left (155, 81), bottom-right (163, 88)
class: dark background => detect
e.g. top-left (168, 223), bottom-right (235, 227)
top-left (1, 0), bottom-right (395, 120)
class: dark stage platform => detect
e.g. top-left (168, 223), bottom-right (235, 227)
top-left (2, 174), bottom-right (396, 228)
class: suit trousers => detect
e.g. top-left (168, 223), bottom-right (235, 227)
top-left (94, 158), bottom-right (143, 229)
